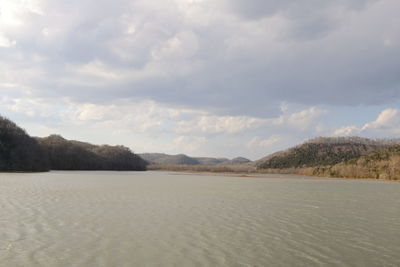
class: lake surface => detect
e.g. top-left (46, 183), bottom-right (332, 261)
top-left (0, 171), bottom-right (399, 267)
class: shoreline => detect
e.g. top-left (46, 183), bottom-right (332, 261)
top-left (1, 168), bottom-right (398, 182)
top-left (148, 169), bottom-right (400, 182)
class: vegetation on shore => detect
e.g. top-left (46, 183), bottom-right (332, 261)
top-left (256, 137), bottom-right (398, 169)
top-left (38, 135), bottom-right (147, 171)
top-left (0, 116), bottom-right (147, 172)
top-left (309, 145), bottom-right (400, 180)
top-left (148, 164), bottom-right (255, 173)
top-left (0, 116), bottom-right (49, 172)
top-left (256, 137), bottom-right (400, 180)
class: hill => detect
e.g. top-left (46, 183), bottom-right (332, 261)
top-left (311, 144), bottom-right (400, 180)
top-left (256, 137), bottom-right (400, 170)
top-left (0, 115), bottom-right (147, 172)
top-left (0, 116), bottom-right (49, 172)
top-left (38, 135), bottom-right (147, 171)
top-left (224, 157), bottom-right (252, 165)
top-left (140, 153), bottom-right (251, 166)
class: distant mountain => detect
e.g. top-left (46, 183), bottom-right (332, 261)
top-left (195, 157), bottom-right (229, 165)
top-left (140, 153), bottom-right (251, 166)
top-left (139, 153), bottom-right (199, 165)
top-left (38, 135), bottom-right (147, 171)
top-left (0, 116), bottom-right (49, 172)
top-left (217, 157), bottom-right (252, 165)
top-left (256, 137), bottom-right (400, 170)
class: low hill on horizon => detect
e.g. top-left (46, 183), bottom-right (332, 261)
top-left (140, 153), bottom-right (251, 166)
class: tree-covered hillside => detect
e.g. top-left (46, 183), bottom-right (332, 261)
top-left (0, 116), bottom-right (49, 172)
top-left (257, 137), bottom-right (399, 169)
top-left (0, 115), bottom-right (147, 172)
top-left (38, 135), bottom-right (147, 171)
top-left (311, 144), bottom-right (400, 180)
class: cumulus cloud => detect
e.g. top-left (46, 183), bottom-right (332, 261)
top-left (362, 109), bottom-right (400, 131)
top-left (0, 34), bottom-right (16, 47)
top-left (0, 93), bottom-right (329, 158)
top-left (272, 107), bottom-right (327, 130)
top-left (246, 135), bottom-right (282, 149)
top-left (63, 100), bottom-right (191, 133)
top-left (334, 126), bottom-right (360, 136)
top-left (174, 115), bottom-right (266, 135)
top-left (334, 109), bottom-right (400, 137)
top-left (171, 135), bottom-right (207, 153)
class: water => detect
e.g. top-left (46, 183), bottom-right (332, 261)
top-left (0, 171), bottom-right (399, 267)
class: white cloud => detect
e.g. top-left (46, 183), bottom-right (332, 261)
top-left (333, 125), bottom-right (360, 136)
top-left (73, 60), bottom-right (123, 80)
top-left (362, 109), bottom-right (400, 131)
top-left (272, 107), bottom-right (327, 130)
top-left (2, 97), bottom-right (56, 118)
top-left (260, 136), bottom-right (282, 147)
top-left (333, 109), bottom-right (400, 137)
top-left (175, 115), bottom-right (266, 135)
top-left (0, 34), bottom-right (16, 47)
top-left (173, 107), bottom-right (326, 136)
top-left (0, 0), bottom-right (43, 26)
top-left (246, 135), bottom-right (282, 149)
top-left (0, 94), bottom-right (332, 159)
top-left (171, 135), bottom-right (207, 153)
top-left (152, 31), bottom-right (199, 61)
top-left (63, 100), bottom-right (182, 133)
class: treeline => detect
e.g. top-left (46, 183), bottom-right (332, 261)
top-left (148, 164), bottom-right (255, 173)
top-left (256, 137), bottom-right (390, 169)
top-left (309, 145), bottom-right (400, 180)
top-left (38, 135), bottom-right (147, 171)
top-left (257, 137), bottom-right (400, 180)
top-left (306, 136), bottom-right (400, 146)
top-left (0, 116), bottom-right (147, 172)
top-left (0, 116), bottom-right (49, 172)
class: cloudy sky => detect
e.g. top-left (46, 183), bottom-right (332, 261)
top-left (1, 0), bottom-right (400, 159)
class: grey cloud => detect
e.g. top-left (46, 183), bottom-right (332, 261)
top-left (2, 0), bottom-right (400, 118)
top-left (225, 0), bottom-right (375, 20)
top-left (225, 0), bottom-right (377, 40)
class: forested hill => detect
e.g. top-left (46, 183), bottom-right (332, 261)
top-left (0, 116), bottom-right (49, 172)
top-left (37, 135), bottom-right (147, 171)
top-left (0, 116), bottom-right (147, 172)
top-left (256, 137), bottom-right (400, 170)
top-left (311, 144), bottom-right (400, 180)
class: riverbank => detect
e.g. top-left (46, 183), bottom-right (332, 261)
top-left (148, 165), bottom-right (399, 181)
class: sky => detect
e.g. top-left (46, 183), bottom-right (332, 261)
top-left (1, 0), bottom-right (400, 160)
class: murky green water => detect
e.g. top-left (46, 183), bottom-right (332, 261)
top-left (0, 171), bottom-right (399, 266)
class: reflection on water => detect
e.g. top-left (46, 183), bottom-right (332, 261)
top-left (0, 171), bottom-right (399, 266)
